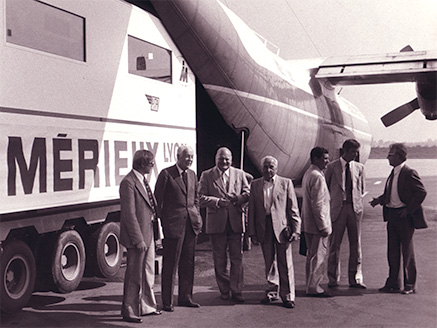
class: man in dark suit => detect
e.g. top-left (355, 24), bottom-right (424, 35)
top-left (248, 156), bottom-right (301, 308)
top-left (119, 150), bottom-right (161, 323)
top-left (370, 143), bottom-right (427, 294)
top-left (325, 139), bottom-right (367, 289)
top-left (199, 147), bottom-right (250, 303)
top-left (154, 145), bottom-right (203, 312)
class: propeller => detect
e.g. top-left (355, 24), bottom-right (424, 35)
top-left (380, 98), bottom-right (420, 127)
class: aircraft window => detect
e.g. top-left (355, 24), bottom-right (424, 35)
top-left (5, 0), bottom-right (85, 61)
top-left (128, 35), bottom-right (172, 83)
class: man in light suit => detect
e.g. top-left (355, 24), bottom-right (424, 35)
top-left (325, 139), bottom-right (366, 289)
top-left (370, 143), bottom-right (427, 294)
top-left (301, 147), bottom-right (332, 297)
top-left (248, 156), bottom-right (301, 309)
top-left (154, 145), bottom-right (203, 312)
top-left (119, 150), bottom-right (161, 323)
top-left (199, 147), bottom-right (250, 302)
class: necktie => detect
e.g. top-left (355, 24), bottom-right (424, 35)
top-left (144, 177), bottom-right (157, 218)
top-left (222, 172), bottom-right (229, 192)
top-left (385, 169), bottom-right (394, 205)
top-left (345, 162), bottom-right (352, 203)
top-left (182, 170), bottom-right (188, 190)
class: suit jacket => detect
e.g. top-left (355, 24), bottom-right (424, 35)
top-left (248, 175), bottom-right (301, 243)
top-left (119, 170), bottom-right (155, 248)
top-left (377, 164), bottom-right (427, 229)
top-left (325, 158), bottom-right (365, 221)
top-left (301, 165), bottom-right (332, 235)
top-left (199, 166), bottom-right (250, 234)
top-left (154, 165), bottom-right (203, 238)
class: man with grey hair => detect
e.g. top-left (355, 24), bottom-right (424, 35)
top-left (154, 145), bottom-right (203, 311)
top-left (370, 143), bottom-right (427, 295)
top-left (119, 150), bottom-right (160, 323)
top-left (199, 147), bottom-right (250, 303)
top-left (248, 156), bottom-right (301, 308)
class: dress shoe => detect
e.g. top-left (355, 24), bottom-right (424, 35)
top-left (142, 310), bottom-right (162, 316)
top-left (349, 283), bottom-right (367, 289)
top-left (220, 292), bottom-right (230, 300)
top-left (121, 306), bottom-right (142, 323)
top-left (328, 283), bottom-right (339, 288)
top-left (162, 304), bottom-right (174, 312)
top-left (378, 286), bottom-right (400, 293)
top-left (306, 292), bottom-right (332, 298)
top-left (179, 301), bottom-right (200, 308)
top-left (231, 294), bottom-right (245, 303)
top-left (122, 315), bottom-right (142, 323)
top-left (401, 287), bottom-right (416, 295)
top-left (282, 300), bottom-right (295, 308)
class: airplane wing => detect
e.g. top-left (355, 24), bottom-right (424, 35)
top-left (315, 49), bottom-right (437, 126)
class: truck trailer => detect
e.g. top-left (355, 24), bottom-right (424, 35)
top-left (0, 0), bottom-right (196, 312)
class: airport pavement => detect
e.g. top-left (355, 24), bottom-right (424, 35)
top-left (1, 177), bottom-right (436, 328)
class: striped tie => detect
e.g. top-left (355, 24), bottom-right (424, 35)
top-left (144, 177), bottom-right (157, 218)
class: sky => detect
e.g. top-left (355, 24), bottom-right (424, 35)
top-left (222, 0), bottom-right (437, 143)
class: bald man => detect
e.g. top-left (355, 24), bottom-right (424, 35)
top-left (199, 147), bottom-right (250, 302)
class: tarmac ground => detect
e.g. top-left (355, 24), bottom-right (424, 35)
top-left (1, 176), bottom-right (436, 328)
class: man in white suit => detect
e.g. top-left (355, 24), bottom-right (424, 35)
top-left (301, 147), bottom-right (332, 297)
top-left (248, 156), bottom-right (301, 308)
top-left (199, 147), bottom-right (250, 302)
top-left (325, 139), bottom-right (366, 289)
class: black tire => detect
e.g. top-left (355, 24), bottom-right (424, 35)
top-left (0, 240), bottom-right (36, 313)
top-left (51, 230), bottom-right (85, 293)
top-left (88, 222), bottom-right (122, 278)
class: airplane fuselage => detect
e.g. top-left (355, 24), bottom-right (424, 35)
top-left (147, 0), bottom-right (371, 179)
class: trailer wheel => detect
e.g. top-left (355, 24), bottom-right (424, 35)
top-left (51, 230), bottom-right (85, 293)
top-left (0, 240), bottom-right (36, 313)
top-left (89, 222), bottom-right (122, 278)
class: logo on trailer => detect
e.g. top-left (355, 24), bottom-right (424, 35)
top-left (177, 57), bottom-right (194, 87)
top-left (180, 60), bottom-right (188, 83)
top-left (146, 94), bottom-right (160, 111)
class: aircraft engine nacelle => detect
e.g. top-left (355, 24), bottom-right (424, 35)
top-left (416, 74), bottom-right (437, 120)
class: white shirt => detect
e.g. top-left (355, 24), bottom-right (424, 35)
top-left (176, 163), bottom-right (185, 178)
top-left (133, 169), bottom-right (155, 220)
top-left (133, 169), bottom-right (148, 193)
top-left (215, 168), bottom-right (230, 207)
top-left (221, 168), bottom-right (230, 192)
top-left (388, 162), bottom-right (406, 208)
top-left (263, 176), bottom-right (275, 215)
